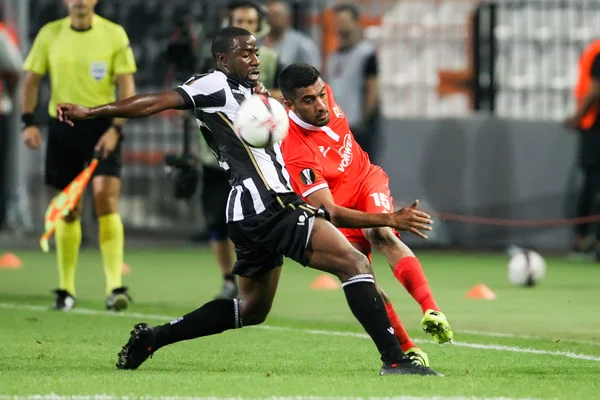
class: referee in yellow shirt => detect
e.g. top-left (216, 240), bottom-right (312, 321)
top-left (21, 0), bottom-right (137, 311)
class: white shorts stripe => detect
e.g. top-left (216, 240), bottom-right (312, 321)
top-left (242, 178), bottom-right (266, 214)
top-left (232, 185), bottom-right (244, 221)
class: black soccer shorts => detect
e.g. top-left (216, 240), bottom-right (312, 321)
top-left (227, 193), bottom-right (329, 278)
top-left (45, 117), bottom-right (123, 191)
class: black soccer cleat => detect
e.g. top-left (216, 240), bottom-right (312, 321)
top-left (106, 286), bottom-right (132, 312)
top-left (380, 358), bottom-right (443, 376)
top-left (116, 323), bottom-right (156, 370)
top-left (51, 289), bottom-right (76, 311)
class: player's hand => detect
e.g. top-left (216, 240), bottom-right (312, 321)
top-left (94, 127), bottom-right (120, 159)
top-left (389, 200), bottom-right (433, 239)
top-left (253, 82), bottom-right (271, 97)
top-left (56, 103), bottom-right (91, 126)
top-left (23, 126), bottom-right (42, 149)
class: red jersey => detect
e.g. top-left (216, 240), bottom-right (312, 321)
top-left (281, 83), bottom-right (372, 207)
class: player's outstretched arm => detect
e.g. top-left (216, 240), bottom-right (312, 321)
top-left (306, 188), bottom-right (433, 239)
top-left (56, 90), bottom-right (189, 126)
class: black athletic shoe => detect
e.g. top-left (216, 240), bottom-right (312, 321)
top-left (51, 289), bottom-right (76, 311)
top-left (106, 286), bottom-right (132, 312)
top-left (380, 358), bottom-right (443, 376)
top-left (116, 323), bottom-right (156, 370)
top-left (214, 280), bottom-right (239, 300)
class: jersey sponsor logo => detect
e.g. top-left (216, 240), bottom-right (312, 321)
top-left (300, 168), bottom-right (316, 185)
top-left (318, 146), bottom-right (331, 157)
top-left (332, 106), bottom-right (344, 119)
top-left (337, 134), bottom-right (353, 172)
top-left (90, 61), bottom-right (108, 81)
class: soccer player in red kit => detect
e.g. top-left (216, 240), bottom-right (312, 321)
top-left (279, 63), bottom-right (454, 364)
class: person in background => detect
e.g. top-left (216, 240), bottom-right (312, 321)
top-left (21, 0), bottom-right (137, 311)
top-left (196, 0), bottom-right (285, 300)
top-left (565, 38), bottom-right (600, 262)
top-left (325, 3), bottom-right (380, 163)
top-left (262, 0), bottom-right (321, 70)
top-left (0, 20), bottom-right (21, 231)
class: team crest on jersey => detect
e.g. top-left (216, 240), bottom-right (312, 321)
top-left (332, 106), bottom-right (344, 118)
top-left (300, 168), bottom-right (316, 185)
top-left (90, 61), bottom-right (108, 81)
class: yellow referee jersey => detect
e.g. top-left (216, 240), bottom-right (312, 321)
top-left (23, 15), bottom-right (137, 118)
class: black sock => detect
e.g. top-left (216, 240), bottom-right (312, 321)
top-left (224, 273), bottom-right (236, 283)
top-left (342, 274), bottom-right (405, 364)
top-left (153, 298), bottom-right (241, 350)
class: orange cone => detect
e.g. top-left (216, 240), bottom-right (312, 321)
top-left (466, 284), bottom-right (496, 300)
top-left (0, 252), bottom-right (23, 269)
top-left (122, 262), bottom-right (131, 275)
top-left (310, 274), bottom-right (340, 290)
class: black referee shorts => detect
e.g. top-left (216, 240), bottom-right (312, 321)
top-left (228, 193), bottom-right (329, 279)
top-left (45, 117), bottom-right (123, 191)
top-left (201, 165), bottom-right (230, 241)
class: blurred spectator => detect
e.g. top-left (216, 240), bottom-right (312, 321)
top-left (565, 39), bottom-right (600, 261)
top-left (262, 0), bottom-right (321, 70)
top-left (0, 20), bottom-right (21, 229)
top-left (325, 4), bottom-right (380, 163)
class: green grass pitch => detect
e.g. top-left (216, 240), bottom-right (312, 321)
top-left (1, 247), bottom-right (599, 399)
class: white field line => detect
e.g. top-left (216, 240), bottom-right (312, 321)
top-left (458, 329), bottom-right (600, 347)
top-left (0, 396), bottom-right (548, 400)
top-left (1, 302), bottom-right (599, 362)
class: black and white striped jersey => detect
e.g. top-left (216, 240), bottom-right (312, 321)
top-left (175, 70), bottom-right (294, 222)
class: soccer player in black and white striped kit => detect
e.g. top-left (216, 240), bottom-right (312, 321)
top-left (56, 27), bottom-right (440, 376)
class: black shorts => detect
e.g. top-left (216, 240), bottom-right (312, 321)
top-left (228, 193), bottom-right (329, 278)
top-left (201, 165), bottom-right (230, 240)
top-left (45, 117), bottom-right (123, 191)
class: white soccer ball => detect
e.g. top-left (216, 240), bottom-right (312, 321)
top-left (507, 249), bottom-right (546, 287)
top-left (234, 94), bottom-right (289, 148)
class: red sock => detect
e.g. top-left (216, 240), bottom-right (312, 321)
top-left (384, 302), bottom-right (415, 352)
top-left (393, 256), bottom-right (439, 314)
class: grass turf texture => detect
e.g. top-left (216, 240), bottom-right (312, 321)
top-left (1, 248), bottom-right (599, 399)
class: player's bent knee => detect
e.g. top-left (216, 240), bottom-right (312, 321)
top-left (239, 306), bottom-right (269, 326)
top-left (336, 250), bottom-right (372, 282)
top-left (238, 299), bottom-right (271, 326)
top-left (366, 227), bottom-right (402, 251)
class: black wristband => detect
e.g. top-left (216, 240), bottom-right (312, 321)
top-left (21, 113), bottom-right (35, 128)
top-left (112, 124), bottom-right (124, 138)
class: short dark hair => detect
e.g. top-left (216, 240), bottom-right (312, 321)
top-left (228, 0), bottom-right (267, 15)
top-left (211, 26), bottom-right (253, 59)
top-left (278, 63), bottom-right (321, 100)
top-left (333, 3), bottom-right (360, 21)
top-left (228, 0), bottom-right (267, 30)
